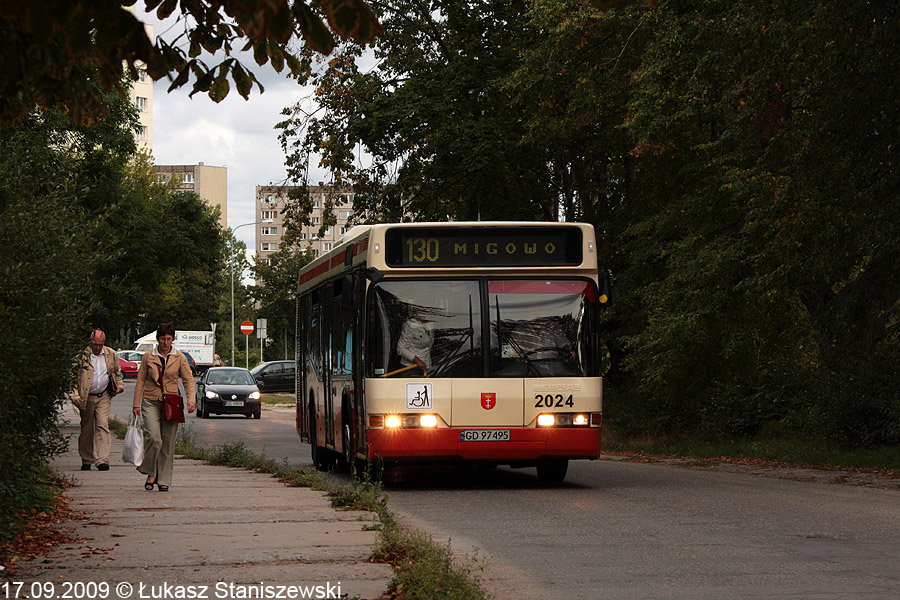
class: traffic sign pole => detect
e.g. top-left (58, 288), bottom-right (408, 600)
top-left (240, 321), bottom-right (254, 370)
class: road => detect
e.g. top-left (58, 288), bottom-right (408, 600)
top-left (110, 380), bottom-right (900, 599)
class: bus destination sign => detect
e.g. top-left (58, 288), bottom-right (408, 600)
top-left (385, 226), bottom-right (583, 268)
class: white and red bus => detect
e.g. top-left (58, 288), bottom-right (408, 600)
top-left (295, 222), bottom-right (610, 482)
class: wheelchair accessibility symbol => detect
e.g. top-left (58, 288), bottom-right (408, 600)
top-left (406, 382), bottom-right (433, 410)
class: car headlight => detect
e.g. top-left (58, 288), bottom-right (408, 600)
top-left (249, 391), bottom-right (261, 400)
top-left (205, 391), bottom-right (218, 399)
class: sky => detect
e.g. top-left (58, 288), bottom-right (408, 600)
top-left (139, 10), bottom-right (326, 255)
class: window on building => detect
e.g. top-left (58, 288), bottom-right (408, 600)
top-left (323, 243), bottom-right (332, 251)
top-left (339, 210), bottom-right (351, 219)
top-left (136, 97), bottom-right (148, 112)
top-left (261, 243), bottom-right (278, 252)
top-left (137, 126), bottom-right (148, 141)
top-left (299, 233), bottom-right (307, 240)
top-left (323, 227), bottom-right (333, 237)
top-left (182, 172), bottom-right (194, 184)
top-left (138, 69), bottom-right (148, 83)
top-left (261, 226), bottom-right (278, 235)
top-left (312, 216), bottom-right (320, 225)
top-left (261, 210), bottom-right (275, 220)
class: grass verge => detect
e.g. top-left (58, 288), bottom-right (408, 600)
top-left (603, 428), bottom-right (900, 475)
top-left (168, 424), bottom-right (491, 600)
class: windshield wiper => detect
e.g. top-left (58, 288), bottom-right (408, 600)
top-left (494, 295), bottom-right (539, 376)
top-left (432, 295), bottom-right (475, 375)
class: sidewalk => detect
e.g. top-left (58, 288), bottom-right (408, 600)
top-left (18, 409), bottom-right (394, 600)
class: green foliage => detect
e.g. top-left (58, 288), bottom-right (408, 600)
top-left (280, 0), bottom-right (900, 448)
top-left (251, 245), bottom-right (315, 360)
top-left (0, 82), bottom-right (231, 541)
top-left (0, 111), bottom-right (105, 540)
top-left (0, 0), bottom-right (381, 125)
top-left (614, 1), bottom-right (900, 445)
top-left (277, 0), bottom-right (565, 230)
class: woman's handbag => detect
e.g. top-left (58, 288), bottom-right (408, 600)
top-left (163, 393), bottom-right (185, 423)
top-left (122, 414), bottom-right (144, 466)
top-left (157, 359), bottom-right (186, 422)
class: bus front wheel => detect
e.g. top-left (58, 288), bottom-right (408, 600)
top-left (536, 459), bottom-right (568, 483)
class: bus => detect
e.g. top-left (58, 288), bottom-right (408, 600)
top-left (295, 222), bottom-right (610, 482)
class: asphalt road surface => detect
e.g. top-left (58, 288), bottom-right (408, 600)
top-left (111, 380), bottom-right (900, 599)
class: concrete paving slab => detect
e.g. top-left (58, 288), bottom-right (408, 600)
top-left (17, 413), bottom-right (394, 600)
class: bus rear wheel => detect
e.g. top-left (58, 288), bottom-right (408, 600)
top-left (536, 459), bottom-right (568, 483)
top-left (310, 410), bottom-right (329, 471)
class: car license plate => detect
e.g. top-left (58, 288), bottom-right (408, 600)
top-left (459, 430), bottom-right (510, 442)
top-left (224, 400), bottom-right (244, 407)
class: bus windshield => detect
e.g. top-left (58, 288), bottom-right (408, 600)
top-left (367, 279), bottom-right (599, 378)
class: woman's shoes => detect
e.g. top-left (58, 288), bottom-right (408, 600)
top-left (157, 485), bottom-right (169, 492)
top-left (144, 477), bottom-right (156, 491)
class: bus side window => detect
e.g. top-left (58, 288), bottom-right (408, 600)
top-left (309, 290), bottom-right (322, 377)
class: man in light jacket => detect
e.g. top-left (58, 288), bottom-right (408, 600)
top-left (71, 329), bottom-right (124, 471)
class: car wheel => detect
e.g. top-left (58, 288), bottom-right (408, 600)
top-left (253, 410), bottom-right (261, 419)
top-left (200, 400), bottom-right (208, 419)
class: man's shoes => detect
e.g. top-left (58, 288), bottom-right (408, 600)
top-left (97, 463), bottom-right (110, 471)
top-left (81, 464), bottom-right (91, 471)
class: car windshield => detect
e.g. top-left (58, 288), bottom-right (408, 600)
top-left (367, 279), bottom-right (600, 378)
top-left (207, 370), bottom-right (254, 385)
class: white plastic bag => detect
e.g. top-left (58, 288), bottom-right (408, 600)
top-left (122, 414), bottom-right (144, 467)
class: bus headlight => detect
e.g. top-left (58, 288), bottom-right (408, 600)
top-left (537, 414), bottom-right (556, 427)
top-left (536, 413), bottom-right (593, 427)
top-left (419, 414), bottom-right (438, 428)
top-left (385, 415), bottom-right (402, 428)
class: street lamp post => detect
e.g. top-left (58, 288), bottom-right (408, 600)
top-left (230, 219), bottom-right (273, 366)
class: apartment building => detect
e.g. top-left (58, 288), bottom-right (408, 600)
top-left (126, 6), bottom-right (153, 151)
top-left (155, 164), bottom-right (228, 229)
top-left (255, 185), bottom-right (355, 266)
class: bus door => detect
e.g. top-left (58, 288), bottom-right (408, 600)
top-left (331, 276), bottom-right (356, 455)
top-left (297, 294), bottom-right (309, 441)
top-left (309, 289), bottom-right (328, 447)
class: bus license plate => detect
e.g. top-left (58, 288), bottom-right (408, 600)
top-left (224, 400), bottom-right (244, 407)
top-left (460, 430), bottom-right (510, 442)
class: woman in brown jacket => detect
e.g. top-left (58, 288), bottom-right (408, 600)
top-left (132, 323), bottom-right (196, 491)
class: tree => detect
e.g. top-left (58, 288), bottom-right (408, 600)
top-left (0, 107), bottom-right (109, 540)
top-left (277, 0), bottom-right (566, 231)
top-left (0, 0), bottom-right (381, 125)
top-left (252, 245), bottom-right (315, 360)
top-left (617, 1), bottom-right (900, 442)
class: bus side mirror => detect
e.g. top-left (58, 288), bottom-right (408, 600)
top-left (598, 269), bottom-right (611, 305)
top-left (363, 267), bottom-right (384, 283)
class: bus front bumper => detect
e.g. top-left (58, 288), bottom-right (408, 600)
top-left (365, 427), bottom-right (601, 463)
